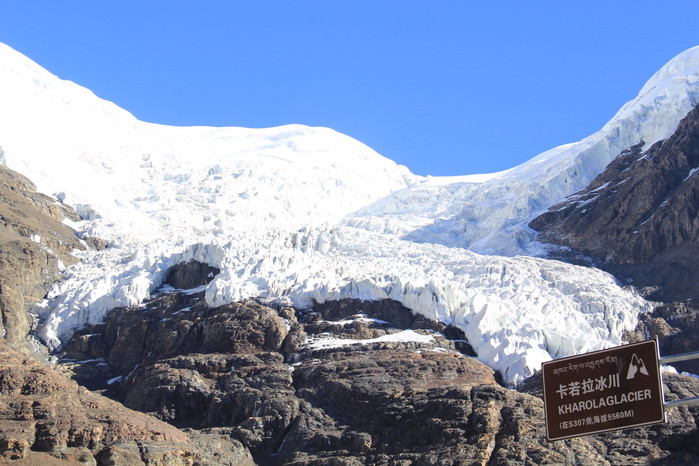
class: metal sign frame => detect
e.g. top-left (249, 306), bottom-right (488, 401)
top-left (542, 339), bottom-right (666, 441)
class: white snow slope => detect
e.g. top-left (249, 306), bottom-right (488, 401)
top-left (2, 43), bottom-right (698, 385)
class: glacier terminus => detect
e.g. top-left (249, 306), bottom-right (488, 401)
top-left (2, 43), bottom-right (699, 386)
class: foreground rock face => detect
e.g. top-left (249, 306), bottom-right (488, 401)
top-left (61, 289), bottom-right (699, 465)
top-left (0, 169), bottom-right (255, 464)
top-left (518, 370), bottom-right (699, 465)
top-left (624, 300), bottom-right (699, 375)
top-left (0, 340), bottom-right (253, 465)
top-left (3, 143), bottom-right (699, 463)
top-left (0, 163), bottom-right (90, 347)
top-left (529, 102), bottom-right (699, 399)
top-left (530, 103), bottom-right (699, 303)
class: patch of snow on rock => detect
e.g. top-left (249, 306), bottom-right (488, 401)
top-left (307, 329), bottom-right (436, 350)
top-left (1, 42), bottom-right (691, 385)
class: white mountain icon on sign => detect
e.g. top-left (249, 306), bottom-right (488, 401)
top-left (626, 353), bottom-right (650, 379)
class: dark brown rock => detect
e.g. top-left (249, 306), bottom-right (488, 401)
top-left (66, 294), bottom-right (507, 463)
top-left (99, 293), bottom-right (290, 374)
top-left (0, 340), bottom-right (253, 464)
top-left (54, 284), bottom-right (699, 465)
top-left (530, 103), bottom-right (699, 303)
top-left (310, 299), bottom-right (475, 356)
top-left (164, 260), bottom-right (220, 290)
top-left (641, 301), bottom-right (699, 374)
top-left (61, 327), bottom-right (107, 360)
top-left (0, 164), bottom-right (86, 348)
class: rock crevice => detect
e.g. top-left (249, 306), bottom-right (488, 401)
top-left (57, 292), bottom-right (699, 464)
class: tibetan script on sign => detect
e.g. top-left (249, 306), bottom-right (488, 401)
top-left (542, 339), bottom-right (665, 441)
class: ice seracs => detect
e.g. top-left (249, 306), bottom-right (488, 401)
top-left (345, 46), bottom-right (699, 256)
top-left (2, 42), bottom-right (696, 385)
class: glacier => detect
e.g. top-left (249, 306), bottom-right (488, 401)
top-left (1, 42), bottom-right (698, 385)
top-left (345, 47), bottom-right (699, 255)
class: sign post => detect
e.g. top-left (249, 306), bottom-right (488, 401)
top-left (542, 339), bottom-right (665, 441)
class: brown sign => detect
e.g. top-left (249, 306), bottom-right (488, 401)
top-left (542, 339), bottom-right (665, 441)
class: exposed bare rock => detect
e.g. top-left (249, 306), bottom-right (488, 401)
top-left (101, 294), bottom-right (291, 375)
top-left (280, 347), bottom-right (501, 464)
top-left (0, 163), bottom-right (86, 348)
top-left (632, 301), bottom-right (699, 375)
top-left (58, 292), bottom-right (699, 465)
top-left (310, 298), bottom-right (476, 356)
top-left (120, 351), bottom-right (298, 435)
top-left (530, 103), bottom-right (699, 303)
top-left (164, 260), bottom-right (220, 290)
top-left (0, 340), bottom-right (253, 465)
top-left (61, 294), bottom-right (502, 463)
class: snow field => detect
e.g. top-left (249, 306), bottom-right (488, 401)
top-left (34, 224), bottom-right (651, 386)
top-left (1, 42), bottom-right (697, 385)
top-left (345, 47), bottom-right (699, 256)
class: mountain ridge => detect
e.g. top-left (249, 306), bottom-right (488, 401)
top-left (2, 41), bottom-right (699, 464)
top-left (0, 42), bottom-right (697, 385)
top-left (531, 100), bottom-right (699, 302)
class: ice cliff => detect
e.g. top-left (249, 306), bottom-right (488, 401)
top-left (2, 43), bottom-right (697, 385)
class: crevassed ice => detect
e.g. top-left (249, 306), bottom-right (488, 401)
top-left (345, 46), bottom-right (699, 256)
top-left (1, 42), bottom-right (695, 385)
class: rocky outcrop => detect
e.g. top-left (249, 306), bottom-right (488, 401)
top-left (59, 293), bottom-right (503, 463)
top-left (60, 291), bottom-right (699, 465)
top-left (310, 299), bottom-right (476, 355)
top-left (622, 300), bottom-right (699, 375)
top-left (164, 260), bottom-right (221, 290)
top-left (0, 339), bottom-right (253, 465)
top-left (0, 163), bottom-right (89, 348)
top-left (530, 103), bottom-right (699, 303)
top-left (529, 103), bottom-right (699, 392)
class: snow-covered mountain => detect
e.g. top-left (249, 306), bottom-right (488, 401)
top-left (345, 47), bottom-right (699, 256)
top-left (2, 42), bottom-right (697, 385)
top-left (531, 101), bottom-right (699, 303)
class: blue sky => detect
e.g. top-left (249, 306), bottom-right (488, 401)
top-left (1, 2), bottom-right (698, 176)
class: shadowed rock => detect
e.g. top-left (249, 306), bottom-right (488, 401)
top-left (531, 103), bottom-right (699, 303)
top-left (164, 260), bottom-right (220, 290)
top-left (59, 293), bottom-right (699, 465)
top-left (0, 340), bottom-right (253, 464)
